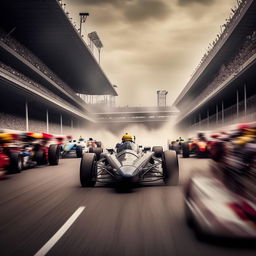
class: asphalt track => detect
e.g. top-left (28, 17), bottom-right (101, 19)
top-left (0, 156), bottom-right (256, 256)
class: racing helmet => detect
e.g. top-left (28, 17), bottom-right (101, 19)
top-left (79, 136), bottom-right (84, 141)
top-left (122, 133), bottom-right (133, 142)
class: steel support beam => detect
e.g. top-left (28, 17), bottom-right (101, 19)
top-left (237, 89), bottom-right (239, 118)
top-left (60, 114), bottom-right (63, 134)
top-left (25, 101), bottom-right (29, 131)
top-left (46, 109), bottom-right (49, 133)
top-left (222, 101), bottom-right (224, 125)
top-left (216, 104), bottom-right (218, 125)
top-left (207, 110), bottom-right (209, 128)
top-left (244, 84), bottom-right (247, 117)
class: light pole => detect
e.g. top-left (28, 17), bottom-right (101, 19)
top-left (88, 31), bottom-right (103, 64)
top-left (79, 12), bottom-right (89, 36)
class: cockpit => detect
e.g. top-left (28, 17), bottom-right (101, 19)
top-left (116, 141), bottom-right (138, 153)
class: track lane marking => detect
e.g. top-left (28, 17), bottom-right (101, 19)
top-left (34, 206), bottom-right (86, 256)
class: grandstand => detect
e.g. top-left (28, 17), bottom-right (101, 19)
top-left (173, 0), bottom-right (256, 132)
top-left (0, 0), bottom-right (117, 133)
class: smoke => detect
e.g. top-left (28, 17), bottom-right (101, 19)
top-left (72, 119), bottom-right (181, 150)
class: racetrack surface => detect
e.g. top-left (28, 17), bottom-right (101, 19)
top-left (0, 156), bottom-right (256, 256)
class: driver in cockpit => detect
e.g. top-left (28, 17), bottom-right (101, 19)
top-left (122, 133), bottom-right (135, 143)
top-left (116, 133), bottom-right (136, 153)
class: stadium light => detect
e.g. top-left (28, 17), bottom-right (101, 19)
top-left (88, 31), bottom-right (103, 64)
top-left (79, 12), bottom-right (89, 35)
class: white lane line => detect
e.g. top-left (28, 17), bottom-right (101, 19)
top-left (34, 206), bottom-right (86, 256)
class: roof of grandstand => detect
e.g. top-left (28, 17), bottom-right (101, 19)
top-left (0, 0), bottom-right (117, 96)
top-left (173, 0), bottom-right (256, 107)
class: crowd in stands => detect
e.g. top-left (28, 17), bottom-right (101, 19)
top-left (0, 61), bottom-right (77, 111)
top-left (0, 112), bottom-right (26, 131)
top-left (0, 29), bottom-right (76, 96)
top-left (191, 0), bottom-right (249, 77)
top-left (183, 30), bottom-right (256, 114)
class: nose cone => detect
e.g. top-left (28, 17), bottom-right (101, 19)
top-left (117, 166), bottom-right (137, 182)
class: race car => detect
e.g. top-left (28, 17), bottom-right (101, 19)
top-left (0, 131), bottom-right (60, 175)
top-left (185, 123), bottom-right (256, 239)
top-left (181, 133), bottom-right (209, 158)
top-left (168, 137), bottom-right (184, 154)
top-left (62, 137), bottom-right (101, 158)
top-left (54, 134), bottom-right (72, 147)
top-left (80, 133), bottom-right (179, 187)
top-left (19, 132), bottom-right (61, 169)
top-left (0, 132), bottom-right (20, 177)
top-left (185, 176), bottom-right (256, 239)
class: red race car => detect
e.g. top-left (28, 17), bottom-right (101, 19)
top-left (20, 132), bottom-right (61, 168)
top-left (181, 133), bottom-right (210, 158)
top-left (0, 132), bottom-right (23, 176)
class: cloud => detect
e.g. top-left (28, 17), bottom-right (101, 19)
top-left (71, 0), bottom-right (124, 7)
top-left (71, 0), bottom-right (170, 23)
top-left (178, 0), bottom-right (215, 6)
top-left (123, 0), bottom-right (171, 22)
top-left (65, 0), bottom-right (236, 106)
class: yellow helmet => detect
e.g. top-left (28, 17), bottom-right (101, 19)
top-left (122, 133), bottom-right (133, 142)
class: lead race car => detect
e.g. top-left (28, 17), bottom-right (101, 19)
top-left (80, 133), bottom-right (179, 187)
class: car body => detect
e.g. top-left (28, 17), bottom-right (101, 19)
top-left (19, 132), bottom-right (60, 168)
top-left (168, 137), bottom-right (184, 154)
top-left (62, 137), bottom-right (101, 158)
top-left (185, 124), bottom-right (256, 239)
top-left (0, 132), bottom-right (60, 175)
top-left (185, 176), bottom-right (256, 239)
top-left (80, 141), bottom-right (179, 187)
top-left (181, 136), bottom-right (210, 158)
top-left (0, 132), bottom-right (23, 175)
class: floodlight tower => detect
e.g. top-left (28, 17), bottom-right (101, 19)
top-left (88, 31), bottom-right (103, 64)
top-left (79, 12), bottom-right (89, 35)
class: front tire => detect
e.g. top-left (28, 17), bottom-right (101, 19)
top-left (34, 149), bottom-right (47, 165)
top-left (96, 141), bottom-right (102, 148)
top-left (48, 144), bottom-right (60, 165)
top-left (89, 147), bottom-right (103, 160)
top-left (182, 143), bottom-right (190, 158)
top-left (162, 150), bottom-right (179, 185)
top-left (152, 146), bottom-right (163, 158)
top-left (80, 153), bottom-right (97, 187)
top-left (9, 152), bottom-right (23, 173)
top-left (76, 145), bottom-right (83, 158)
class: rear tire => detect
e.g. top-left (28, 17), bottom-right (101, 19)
top-left (76, 145), bottom-right (83, 158)
top-left (152, 146), bottom-right (163, 158)
top-left (96, 141), bottom-right (102, 148)
top-left (182, 143), bottom-right (190, 158)
top-left (162, 150), bottom-right (179, 185)
top-left (48, 144), bottom-right (60, 165)
top-left (89, 147), bottom-right (103, 160)
top-left (9, 152), bottom-right (23, 173)
top-left (210, 142), bottom-right (224, 161)
top-left (80, 153), bottom-right (97, 187)
top-left (169, 144), bottom-right (174, 150)
top-left (35, 149), bottom-right (47, 165)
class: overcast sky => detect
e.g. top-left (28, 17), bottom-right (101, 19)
top-left (65, 0), bottom-right (237, 106)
